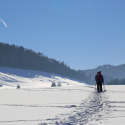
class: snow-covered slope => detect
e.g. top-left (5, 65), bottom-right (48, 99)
top-left (0, 67), bottom-right (125, 125)
top-left (0, 67), bottom-right (84, 89)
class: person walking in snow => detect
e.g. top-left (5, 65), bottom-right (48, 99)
top-left (95, 71), bottom-right (104, 92)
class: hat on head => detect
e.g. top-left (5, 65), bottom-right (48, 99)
top-left (98, 71), bottom-right (101, 75)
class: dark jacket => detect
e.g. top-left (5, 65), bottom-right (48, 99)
top-left (95, 75), bottom-right (104, 83)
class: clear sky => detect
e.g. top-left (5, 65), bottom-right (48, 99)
top-left (0, 0), bottom-right (125, 70)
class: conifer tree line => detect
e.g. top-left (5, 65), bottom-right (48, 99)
top-left (0, 42), bottom-right (92, 83)
top-left (106, 78), bottom-right (125, 85)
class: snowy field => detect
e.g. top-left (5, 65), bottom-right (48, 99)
top-left (0, 67), bottom-right (125, 125)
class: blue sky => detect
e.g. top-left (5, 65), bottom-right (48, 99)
top-left (0, 0), bottom-right (125, 70)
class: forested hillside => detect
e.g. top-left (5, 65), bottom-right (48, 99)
top-left (106, 78), bottom-right (125, 85)
top-left (0, 42), bottom-right (92, 84)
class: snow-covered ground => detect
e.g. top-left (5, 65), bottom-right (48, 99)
top-left (0, 67), bottom-right (125, 125)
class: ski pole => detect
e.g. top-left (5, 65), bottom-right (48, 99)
top-left (103, 82), bottom-right (106, 91)
top-left (95, 82), bottom-right (97, 90)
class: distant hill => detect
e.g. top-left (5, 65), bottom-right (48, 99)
top-left (0, 42), bottom-right (92, 84)
top-left (83, 64), bottom-right (125, 82)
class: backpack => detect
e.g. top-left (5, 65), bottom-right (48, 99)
top-left (97, 75), bottom-right (103, 82)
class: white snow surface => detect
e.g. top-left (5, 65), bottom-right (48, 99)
top-left (0, 67), bottom-right (125, 125)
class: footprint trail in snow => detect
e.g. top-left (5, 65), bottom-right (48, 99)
top-left (40, 90), bottom-right (110, 125)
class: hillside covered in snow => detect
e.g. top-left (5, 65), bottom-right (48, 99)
top-left (0, 67), bottom-right (84, 89)
top-left (0, 67), bottom-right (125, 125)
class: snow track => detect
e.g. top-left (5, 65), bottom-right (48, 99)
top-left (40, 90), bottom-right (110, 125)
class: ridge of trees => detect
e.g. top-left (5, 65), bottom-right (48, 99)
top-left (106, 78), bottom-right (125, 85)
top-left (0, 42), bottom-right (92, 84)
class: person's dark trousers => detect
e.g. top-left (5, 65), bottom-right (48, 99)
top-left (97, 81), bottom-right (102, 92)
